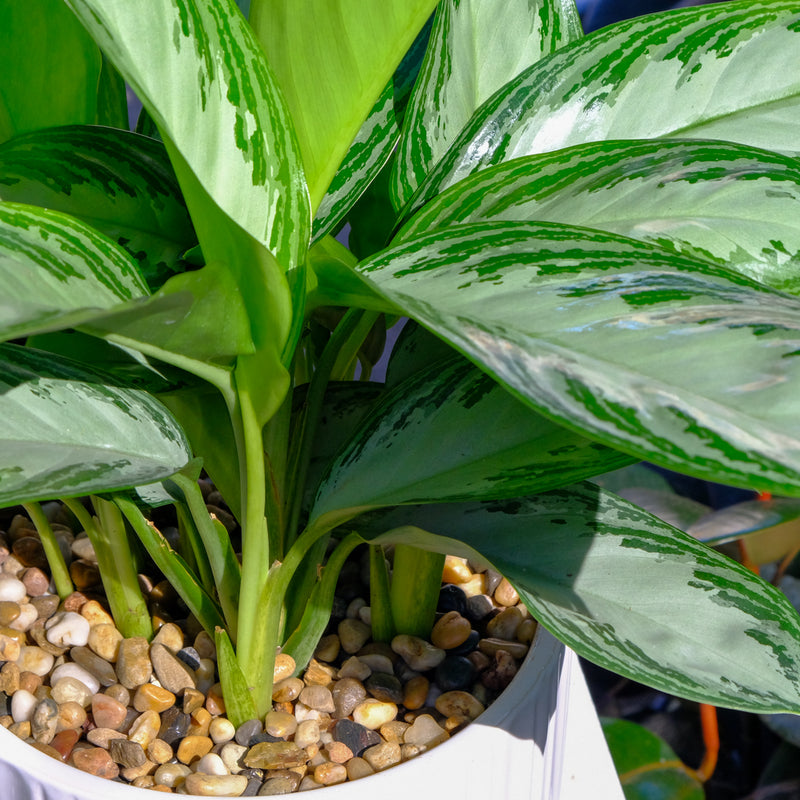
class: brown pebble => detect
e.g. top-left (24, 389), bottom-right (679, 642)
top-left (435, 691), bottom-right (485, 720)
top-left (362, 741), bottom-right (401, 772)
top-left (176, 734), bottom-right (213, 765)
top-left (0, 662), bottom-right (20, 694)
top-left (91, 693), bottom-right (128, 730)
top-left (477, 638), bottom-right (528, 660)
top-left (272, 677), bottom-right (304, 703)
top-left (273, 652), bottom-right (296, 683)
top-left (120, 758), bottom-right (157, 782)
top-left (72, 746), bottom-right (120, 779)
top-left (116, 637), bottom-right (153, 689)
top-left (19, 670), bottom-right (43, 694)
top-left (431, 611), bottom-right (472, 650)
top-left (187, 707), bottom-right (212, 736)
top-left (0, 632), bottom-right (20, 662)
top-left (493, 578), bottom-right (520, 607)
top-left (314, 762), bottom-right (347, 786)
top-left (69, 560), bottom-right (102, 591)
top-left (150, 642), bottom-right (196, 694)
top-left (109, 737), bottom-right (147, 768)
top-left (325, 741), bottom-right (354, 763)
top-left (104, 683), bottom-right (131, 706)
top-left (147, 738), bottom-right (174, 764)
top-left (314, 634), bottom-right (340, 663)
top-left (133, 683), bottom-right (176, 713)
top-left (128, 710), bottom-right (162, 749)
top-left (56, 700), bottom-right (87, 732)
top-left (303, 659), bottom-right (336, 687)
top-left (205, 682), bottom-right (225, 716)
top-left (13, 536), bottom-right (48, 569)
top-left (482, 648), bottom-right (519, 691)
top-left (486, 606), bottom-right (524, 640)
top-left (87, 623), bottom-right (123, 662)
top-left (0, 601), bottom-right (21, 626)
top-left (86, 727), bottom-right (128, 749)
top-left (442, 556), bottom-right (472, 584)
top-left (80, 600), bottom-right (114, 627)
top-left (9, 720), bottom-right (31, 739)
top-left (244, 741), bottom-right (307, 770)
top-left (403, 676), bottom-right (430, 710)
top-left (50, 728), bottom-right (81, 760)
top-left (62, 591), bottom-right (89, 613)
top-left (21, 568), bottom-right (50, 597)
top-left (28, 619), bottom-right (68, 657)
top-left (177, 687), bottom-right (202, 715)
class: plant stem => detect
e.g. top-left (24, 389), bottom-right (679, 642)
top-left (368, 545), bottom-right (396, 642)
top-left (64, 497), bottom-right (152, 640)
top-left (22, 502), bottom-right (72, 599)
top-left (390, 544), bottom-right (445, 638)
top-left (284, 309), bottom-right (379, 547)
top-left (232, 372), bottom-right (273, 714)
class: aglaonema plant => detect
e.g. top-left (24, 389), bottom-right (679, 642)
top-left (3, 0), bottom-right (800, 731)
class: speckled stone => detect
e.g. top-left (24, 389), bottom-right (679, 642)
top-left (391, 635), bottom-right (446, 671)
top-left (30, 697), bottom-right (59, 744)
top-left (404, 714), bottom-right (449, 748)
top-left (0, 632), bottom-right (20, 662)
top-left (184, 773), bottom-right (248, 796)
top-left (150, 642), bottom-right (196, 694)
top-left (87, 624), bottom-right (123, 662)
top-left (72, 746), bottom-right (120, 779)
top-left (70, 646), bottom-right (118, 687)
top-left (362, 741), bottom-right (401, 772)
top-left (91, 693), bottom-right (129, 730)
top-left (116, 638), bottom-right (153, 688)
top-left (244, 741), bottom-right (307, 770)
top-left (435, 690), bottom-right (485, 720)
top-left (109, 738), bottom-right (147, 768)
top-left (298, 684), bottom-right (335, 713)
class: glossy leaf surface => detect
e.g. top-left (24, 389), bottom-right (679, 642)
top-left (249, 0), bottom-right (439, 210)
top-left (66, 0), bottom-right (310, 268)
top-left (312, 22), bottom-right (430, 243)
top-left (411, 1), bottom-right (800, 210)
top-left (0, 345), bottom-right (191, 507)
top-left (392, 0), bottom-right (583, 207)
top-left (0, 125), bottom-right (195, 289)
top-left (0, 202), bottom-right (148, 342)
top-left (311, 356), bottom-right (633, 519)
top-left (398, 139), bottom-right (800, 294)
top-left (361, 484), bottom-right (800, 713)
top-left (342, 221), bottom-right (800, 496)
top-left (601, 719), bottom-right (704, 800)
top-left (0, 1), bottom-right (101, 143)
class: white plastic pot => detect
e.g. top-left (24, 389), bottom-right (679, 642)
top-left (0, 627), bottom-right (623, 799)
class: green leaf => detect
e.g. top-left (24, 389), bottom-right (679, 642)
top-left (312, 20), bottom-right (431, 243)
top-left (362, 483), bottom-right (800, 714)
top-left (392, 0), bottom-right (583, 208)
top-left (411, 0), bottom-right (800, 210)
top-left (398, 139), bottom-right (800, 295)
top-left (0, 0), bottom-right (101, 143)
top-left (96, 56), bottom-right (129, 129)
top-left (0, 125), bottom-right (195, 289)
top-left (347, 221), bottom-right (800, 497)
top-left (601, 719), bottom-right (705, 800)
top-left (249, 0), bottom-right (439, 211)
top-left (66, 0), bottom-right (310, 269)
top-left (0, 202), bottom-right (148, 342)
top-left (215, 627), bottom-right (257, 728)
top-left (0, 344), bottom-right (191, 507)
top-left (311, 356), bottom-right (633, 521)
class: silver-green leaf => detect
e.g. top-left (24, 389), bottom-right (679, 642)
top-left (0, 344), bottom-right (191, 507)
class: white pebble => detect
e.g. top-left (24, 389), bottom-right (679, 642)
top-left (50, 662), bottom-right (100, 695)
top-left (0, 576), bottom-right (26, 602)
top-left (45, 611), bottom-right (91, 647)
top-left (194, 753), bottom-right (228, 776)
top-left (8, 603), bottom-right (37, 632)
top-left (11, 689), bottom-right (37, 723)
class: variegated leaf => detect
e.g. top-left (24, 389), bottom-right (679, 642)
top-left (0, 125), bottom-right (195, 289)
top-left (338, 221), bottom-right (800, 496)
top-left (398, 139), bottom-right (800, 295)
top-left (0, 344), bottom-right (191, 507)
top-left (65, 0), bottom-right (310, 269)
top-left (311, 356), bottom-right (633, 520)
top-left (0, 202), bottom-right (148, 342)
top-left (311, 21), bottom-right (431, 243)
top-left (410, 0), bottom-right (800, 212)
top-left (0, 1), bottom-right (101, 143)
top-left (361, 484), bottom-right (800, 714)
top-left (249, 0), bottom-right (439, 211)
top-left (392, 0), bottom-right (583, 208)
